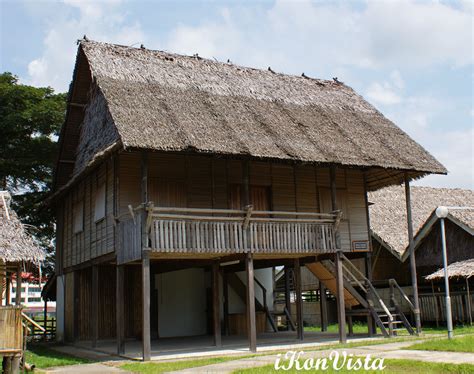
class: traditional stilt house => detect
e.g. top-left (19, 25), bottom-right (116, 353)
top-left (369, 186), bottom-right (474, 324)
top-left (50, 40), bottom-right (446, 360)
top-left (1, 191), bottom-right (45, 371)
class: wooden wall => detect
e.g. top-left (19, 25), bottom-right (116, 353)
top-left (118, 152), bottom-right (369, 252)
top-left (59, 158), bottom-right (115, 269)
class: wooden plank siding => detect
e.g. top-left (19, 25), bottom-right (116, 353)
top-left (61, 159), bottom-right (115, 269)
top-left (58, 152), bottom-right (370, 270)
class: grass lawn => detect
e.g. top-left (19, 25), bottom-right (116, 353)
top-left (24, 344), bottom-right (91, 369)
top-left (407, 334), bottom-right (474, 353)
top-left (120, 356), bottom-right (245, 373)
top-left (305, 323), bottom-right (474, 337)
top-left (233, 358), bottom-right (474, 373)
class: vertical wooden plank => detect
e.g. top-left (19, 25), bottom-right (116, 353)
top-left (335, 251), bottom-right (347, 343)
top-left (294, 258), bottom-right (304, 341)
top-left (243, 160), bottom-right (250, 207)
top-left (116, 265), bottom-right (125, 355)
top-left (405, 174), bottom-right (421, 335)
top-left (319, 281), bottom-right (328, 332)
top-left (142, 252), bottom-right (151, 361)
top-left (284, 266), bottom-right (291, 331)
top-left (212, 262), bottom-right (222, 347)
top-left (91, 265), bottom-right (99, 348)
top-left (246, 252), bottom-right (257, 352)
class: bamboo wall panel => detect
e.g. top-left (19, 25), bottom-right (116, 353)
top-left (119, 152), bottom-right (141, 214)
top-left (346, 170), bottom-right (369, 245)
top-left (295, 165), bottom-right (319, 213)
top-left (271, 164), bottom-right (296, 211)
top-left (125, 266), bottom-right (142, 339)
top-left (250, 162), bottom-right (271, 186)
top-left (98, 265), bottom-right (116, 339)
top-left (77, 268), bottom-right (92, 340)
top-left (0, 306), bottom-right (23, 351)
top-left (227, 160), bottom-right (243, 184)
top-left (212, 159), bottom-right (228, 209)
top-left (64, 272), bottom-right (74, 341)
top-left (187, 156), bottom-right (212, 208)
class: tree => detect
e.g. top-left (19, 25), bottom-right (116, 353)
top-left (0, 72), bottom-right (66, 274)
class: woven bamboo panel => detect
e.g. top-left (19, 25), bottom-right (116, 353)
top-left (0, 306), bottom-right (23, 352)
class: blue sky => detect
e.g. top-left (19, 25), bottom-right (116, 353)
top-left (1, 0), bottom-right (472, 189)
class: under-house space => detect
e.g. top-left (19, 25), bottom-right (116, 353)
top-left (48, 40), bottom-right (447, 360)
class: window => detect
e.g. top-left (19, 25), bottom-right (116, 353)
top-left (73, 201), bottom-right (84, 234)
top-left (27, 297), bottom-right (41, 302)
top-left (94, 183), bottom-right (106, 222)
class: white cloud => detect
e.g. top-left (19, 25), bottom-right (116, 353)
top-left (25, 0), bottom-right (145, 91)
top-left (366, 82), bottom-right (402, 105)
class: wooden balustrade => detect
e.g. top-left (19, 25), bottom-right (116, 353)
top-left (148, 207), bottom-right (338, 255)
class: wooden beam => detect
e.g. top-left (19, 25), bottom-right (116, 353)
top-left (404, 174), bottom-right (421, 335)
top-left (223, 272), bottom-right (230, 336)
top-left (284, 266), bottom-right (291, 331)
top-left (319, 281), bottom-right (328, 332)
top-left (212, 262), bottom-right (222, 347)
top-left (91, 265), bottom-right (99, 348)
top-left (294, 259), bottom-right (304, 341)
top-left (142, 252), bottom-right (151, 361)
top-left (246, 252), bottom-right (257, 353)
top-left (15, 264), bottom-right (21, 305)
top-left (116, 265), bottom-right (125, 355)
top-left (335, 251), bottom-right (347, 343)
top-left (6, 275), bottom-right (11, 305)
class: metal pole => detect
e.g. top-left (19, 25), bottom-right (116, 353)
top-left (404, 175), bottom-right (422, 334)
top-left (440, 218), bottom-right (453, 339)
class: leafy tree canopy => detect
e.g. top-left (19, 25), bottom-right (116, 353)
top-left (0, 72), bottom-right (66, 274)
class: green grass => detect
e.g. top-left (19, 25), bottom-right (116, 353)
top-left (407, 334), bottom-right (474, 353)
top-left (24, 344), bottom-right (90, 369)
top-left (120, 356), bottom-right (244, 373)
top-left (233, 358), bottom-right (474, 373)
top-left (305, 322), bottom-right (370, 334)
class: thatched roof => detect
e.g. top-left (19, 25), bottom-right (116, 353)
top-left (369, 186), bottom-right (474, 259)
top-left (0, 191), bottom-right (45, 264)
top-left (426, 259), bottom-right (474, 280)
top-left (54, 40), bottom-right (446, 192)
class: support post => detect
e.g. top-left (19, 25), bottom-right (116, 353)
top-left (15, 264), bottom-right (21, 305)
top-left (330, 166), bottom-right (341, 249)
top-left (404, 174), bottom-right (422, 335)
top-left (91, 265), bottom-right (99, 348)
top-left (142, 252), bottom-right (151, 361)
top-left (294, 259), bottom-right (304, 340)
top-left (364, 252), bottom-right (376, 335)
top-left (284, 266), bottom-right (291, 330)
top-left (466, 278), bottom-right (472, 326)
top-left (319, 281), bottom-right (328, 332)
top-left (243, 160), bottom-right (250, 207)
top-left (43, 300), bottom-right (48, 341)
top-left (336, 251), bottom-right (347, 343)
top-left (116, 265), bottom-right (125, 355)
top-left (246, 252), bottom-right (257, 353)
top-left (212, 263), bottom-right (222, 347)
top-left (5, 273), bottom-right (10, 305)
top-left (223, 272), bottom-right (230, 336)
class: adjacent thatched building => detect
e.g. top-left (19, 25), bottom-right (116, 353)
top-left (369, 186), bottom-right (474, 323)
top-left (50, 40), bottom-right (446, 359)
top-left (1, 191), bottom-right (44, 304)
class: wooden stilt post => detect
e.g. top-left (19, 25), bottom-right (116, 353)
top-left (223, 272), bottom-right (230, 336)
top-left (466, 278), bottom-right (472, 326)
top-left (319, 281), bottom-right (328, 332)
top-left (284, 266), bottom-right (291, 330)
top-left (294, 258), bottom-right (304, 340)
top-left (336, 251), bottom-right (347, 343)
top-left (91, 265), bottom-right (99, 348)
top-left (405, 173), bottom-right (422, 335)
top-left (6, 273), bottom-right (11, 305)
top-left (43, 300), bottom-right (48, 341)
top-left (246, 252), bottom-right (257, 353)
top-left (116, 265), bottom-right (125, 355)
top-left (142, 252), bottom-right (151, 361)
top-left (15, 263), bottom-right (21, 305)
top-left (212, 262), bottom-right (222, 347)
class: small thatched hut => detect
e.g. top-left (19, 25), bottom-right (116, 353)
top-left (369, 186), bottom-right (474, 323)
top-left (1, 191), bottom-right (45, 305)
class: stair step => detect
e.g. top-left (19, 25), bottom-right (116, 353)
top-left (382, 321), bottom-right (404, 325)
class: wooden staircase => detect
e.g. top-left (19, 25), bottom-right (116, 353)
top-left (305, 254), bottom-right (415, 337)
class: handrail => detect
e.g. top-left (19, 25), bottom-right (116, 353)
top-left (340, 253), bottom-right (393, 324)
top-left (22, 313), bottom-right (46, 332)
top-left (389, 279), bottom-right (416, 312)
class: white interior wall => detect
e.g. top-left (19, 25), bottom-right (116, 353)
top-left (55, 275), bottom-right (65, 342)
top-left (155, 268), bottom-right (207, 337)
